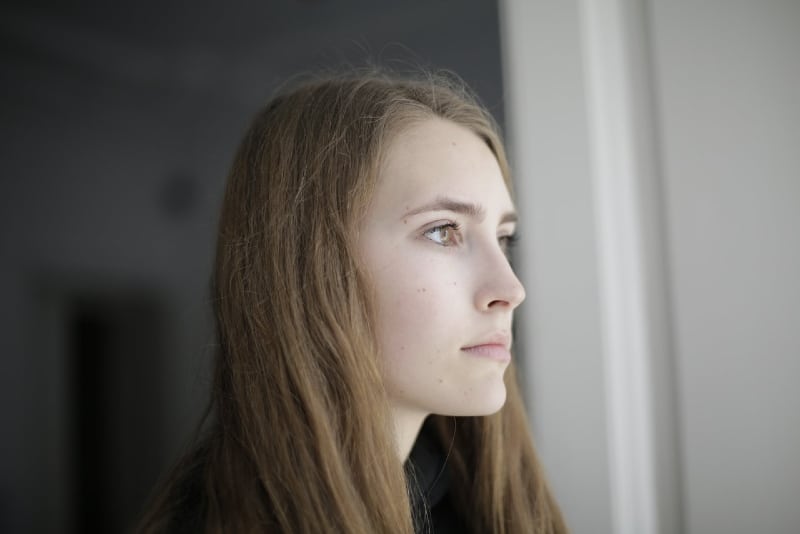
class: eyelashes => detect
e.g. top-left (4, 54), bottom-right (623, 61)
top-left (423, 221), bottom-right (518, 257)
top-left (424, 222), bottom-right (462, 246)
top-left (498, 233), bottom-right (519, 255)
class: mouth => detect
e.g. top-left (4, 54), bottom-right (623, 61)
top-left (461, 344), bottom-right (511, 362)
top-left (461, 331), bottom-right (512, 362)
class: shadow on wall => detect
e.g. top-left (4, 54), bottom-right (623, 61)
top-left (31, 283), bottom-right (166, 533)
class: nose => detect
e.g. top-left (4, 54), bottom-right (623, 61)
top-left (475, 248), bottom-right (526, 311)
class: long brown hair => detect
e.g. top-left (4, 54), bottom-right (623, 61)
top-left (137, 72), bottom-right (567, 534)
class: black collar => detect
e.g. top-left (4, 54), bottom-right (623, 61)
top-left (404, 420), bottom-right (452, 525)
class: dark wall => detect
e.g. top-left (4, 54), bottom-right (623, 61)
top-left (0, 2), bottom-right (505, 532)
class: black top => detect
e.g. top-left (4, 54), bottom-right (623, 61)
top-left (168, 422), bottom-right (466, 533)
top-left (404, 421), bottom-right (467, 534)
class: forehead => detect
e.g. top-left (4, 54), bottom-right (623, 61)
top-left (373, 118), bottom-right (514, 217)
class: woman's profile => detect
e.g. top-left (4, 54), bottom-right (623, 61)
top-left (137, 71), bottom-right (567, 534)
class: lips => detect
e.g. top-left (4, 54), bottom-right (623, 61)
top-left (461, 332), bottom-right (512, 362)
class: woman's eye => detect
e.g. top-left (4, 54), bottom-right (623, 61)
top-left (498, 233), bottom-right (519, 256)
top-left (424, 223), bottom-right (461, 246)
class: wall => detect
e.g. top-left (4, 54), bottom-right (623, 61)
top-left (501, 0), bottom-right (800, 532)
top-left (651, 1), bottom-right (800, 532)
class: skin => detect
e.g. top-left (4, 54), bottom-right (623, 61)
top-left (358, 117), bottom-right (526, 460)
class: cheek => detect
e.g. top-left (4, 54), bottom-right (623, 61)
top-left (372, 258), bottom-right (462, 356)
top-left (379, 281), bottom-right (443, 347)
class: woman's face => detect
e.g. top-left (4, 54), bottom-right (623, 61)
top-left (359, 117), bottom-right (525, 420)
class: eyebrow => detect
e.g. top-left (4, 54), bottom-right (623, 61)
top-left (402, 195), bottom-right (518, 225)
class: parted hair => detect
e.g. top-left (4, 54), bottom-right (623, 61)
top-left (137, 71), bottom-right (567, 534)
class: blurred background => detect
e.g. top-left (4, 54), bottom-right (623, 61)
top-left (1, 1), bottom-right (798, 533)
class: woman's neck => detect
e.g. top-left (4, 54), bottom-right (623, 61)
top-left (390, 405), bottom-right (429, 461)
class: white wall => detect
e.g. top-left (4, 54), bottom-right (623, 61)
top-left (651, 2), bottom-right (800, 533)
top-left (501, 0), bottom-right (800, 533)
top-left (499, 2), bottom-right (616, 533)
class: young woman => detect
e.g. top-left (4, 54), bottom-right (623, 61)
top-left (138, 72), bottom-right (567, 534)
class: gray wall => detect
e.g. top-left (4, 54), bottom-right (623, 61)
top-left (501, 0), bottom-right (800, 532)
top-left (652, 1), bottom-right (800, 532)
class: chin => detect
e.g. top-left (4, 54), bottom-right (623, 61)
top-left (474, 387), bottom-right (508, 415)
top-left (474, 373), bottom-right (509, 415)
top-left (441, 382), bottom-right (508, 417)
